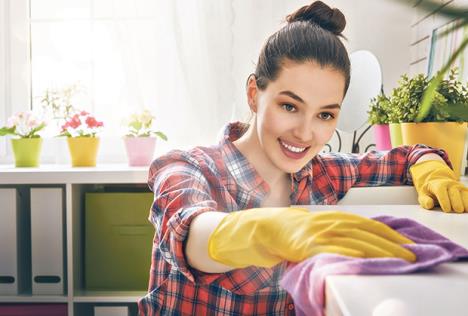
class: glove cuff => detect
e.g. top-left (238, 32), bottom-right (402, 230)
top-left (410, 160), bottom-right (456, 189)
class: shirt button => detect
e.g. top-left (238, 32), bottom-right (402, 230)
top-left (288, 303), bottom-right (294, 311)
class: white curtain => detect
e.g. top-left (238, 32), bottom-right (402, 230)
top-left (30, 0), bottom-right (236, 163)
top-left (95, 0), bottom-right (236, 159)
top-left (150, 0), bottom-right (234, 151)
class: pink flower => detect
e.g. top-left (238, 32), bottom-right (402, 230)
top-left (85, 116), bottom-right (103, 128)
top-left (61, 122), bottom-right (69, 132)
top-left (60, 110), bottom-right (104, 137)
top-left (69, 114), bottom-right (81, 129)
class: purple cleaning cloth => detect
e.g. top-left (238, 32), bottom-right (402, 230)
top-left (279, 215), bottom-right (468, 316)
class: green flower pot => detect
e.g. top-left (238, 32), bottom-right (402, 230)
top-left (389, 123), bottom-right (403, 147)
top-left (11, 138), bottom-right (43, 167)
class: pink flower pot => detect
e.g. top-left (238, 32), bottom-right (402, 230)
top-left (373, 124), bottom-right (391, 150)
top-left (123, 137), bottom-right (157, 166)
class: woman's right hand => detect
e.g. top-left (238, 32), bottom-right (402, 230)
top-left (208, 207), bottom-right (416, 268)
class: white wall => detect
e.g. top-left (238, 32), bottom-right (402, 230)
top-left (231, 0), bottom-right (413, 120)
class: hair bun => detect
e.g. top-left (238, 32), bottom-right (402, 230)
top-left (286, 1), bottom-right (346, 36)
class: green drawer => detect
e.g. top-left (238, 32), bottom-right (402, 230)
top-left (85, 192), bottom-right (154, 291)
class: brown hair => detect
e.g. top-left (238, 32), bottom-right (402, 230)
top-left (254, 1), bottom-right (350, 95)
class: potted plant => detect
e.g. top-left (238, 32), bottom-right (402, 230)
top-left (59, 110), bottom-right (104, 167)
top-left (385, 73), bottom-right (430, 147)
top-left (0, 111), bottom-right (47, 167)
top-left (368, 93), bottom-right (392, 150)
top-left (387, 68), bottom-right (468, 178)
top-left (123, 109), bottom-right (167, 166)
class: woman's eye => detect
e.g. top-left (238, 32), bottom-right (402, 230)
top-left (281, 104), bottom-right (296, 112)
top-left (319, 112), bottom-right (335, 120)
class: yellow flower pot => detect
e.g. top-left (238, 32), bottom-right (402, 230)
top-left (67, 137), bottom-right (100, 167)
top-left (401, 122), bottom-right (467, 179)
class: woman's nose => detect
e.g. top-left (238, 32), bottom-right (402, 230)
top-left (292, 122), bottom-right (314, 143)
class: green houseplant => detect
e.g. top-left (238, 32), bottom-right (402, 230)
top-left (368, 93), bottom-right (392, 150)
top-left (123, 109), bottom-right (167, 166)
top-left (387, 68), bottom-right (468, 178)
top-left (390, 1), bottom-right (468, 160)
top-left (388, 70), bottom-right (467, 123)
top-left (0, 111), bottom-right (47, 167)
top-left (393, 0), bottom-right (468, 122)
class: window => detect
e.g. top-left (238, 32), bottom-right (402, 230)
top-left (30, 0), bottom-right (160, 129)
top-left (29, 0), bottom-right (161, 162)
top-left (1, 0), bottom-right (236, 163)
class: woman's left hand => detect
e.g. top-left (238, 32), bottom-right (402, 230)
top-left (410, 160), bottom-right (468, 213)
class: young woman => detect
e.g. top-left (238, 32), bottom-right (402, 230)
top-left (138, 1), bottom-right (467, 315)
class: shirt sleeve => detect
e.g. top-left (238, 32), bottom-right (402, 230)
top-left (148, 159), bottom-right (220, 283)
top-left (322, 144), bottom-right (451, 199)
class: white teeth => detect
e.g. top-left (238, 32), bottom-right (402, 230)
top-left (280, 140), bottom-right (307, 153)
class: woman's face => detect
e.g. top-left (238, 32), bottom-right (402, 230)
top-left (249, 60), bottom-right (346, 174)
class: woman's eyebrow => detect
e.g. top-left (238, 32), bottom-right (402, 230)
top-left (279, 90), bottom-right (305, 104)
top-left (279, 90), bottom-right (341, 109)
top-left (320, 104), bottom-right (341, 110)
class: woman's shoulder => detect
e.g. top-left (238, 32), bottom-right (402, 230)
top-left (148, 145), bottom-right (224, 185)
top-left (154, 145), bottom-right (222, 168)
top-left (316, 151), bottom-right (360, 163)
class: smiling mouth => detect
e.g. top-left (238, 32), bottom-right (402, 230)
top-left (279, 139), bottom-right (309, 152)
top-left (278, 139), bottom-right (310, 159)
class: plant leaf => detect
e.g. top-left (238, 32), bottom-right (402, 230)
top-left (0, 126), bottom-right (16, 136)
top-left (26, 122), bottom-right (47, 138)
top-left (398, 0), bottom-right (468, 22)
top-left (445, 103), bottom-right (468, 121)
top-left (154, 131), bottom-right (168, 141)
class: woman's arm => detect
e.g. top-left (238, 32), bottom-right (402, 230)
top-left (185, 211), bottom-right (234, 273)
top-left (147, 154), bottom-right (234, 282)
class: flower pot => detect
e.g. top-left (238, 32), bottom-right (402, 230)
top-left (389, 123), bottom-right (403, 148)
top-left (401, 122), bottom-right (467, 179)
top-left (372, 124), bottom-right (391, 150)
top-left (67, 137), bottom-right (100, 167)
top-left (11, 138), bottom-right (43, 167)
top-left (123, 137), bottom-right (157, 166)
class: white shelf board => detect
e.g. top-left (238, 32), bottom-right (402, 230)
top-left (72, 291), bottom-right (146, 303)
top-left (0, 295), bottom-right (68, 303)
top-left (0, 164), bottom-right (149, 184)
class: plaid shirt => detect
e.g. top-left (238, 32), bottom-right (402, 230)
top-left (138, 122), bottom-right (449, 315)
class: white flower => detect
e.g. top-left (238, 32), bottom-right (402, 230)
top-left (5, 111), bottom-right (46, 137)
top-left (7, 116), bottom-right (18, 128)
top-left (140, 109), bottom-right (154, 126)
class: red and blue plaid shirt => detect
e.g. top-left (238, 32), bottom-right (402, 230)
top-left (138, 122), bottom-right (449, 315)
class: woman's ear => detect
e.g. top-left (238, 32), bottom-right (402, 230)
top-left (246, 74), bottom-right (258, 113)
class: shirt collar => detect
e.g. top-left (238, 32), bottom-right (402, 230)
top-left (218, 122), bottom-right (313, 189)
top-left (219, 122), bottom-right (268, 195)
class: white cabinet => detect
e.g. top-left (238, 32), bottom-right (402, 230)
top-left (0, 189), bottom-right (19, 295)
top-left (0, 164), bottom-right (149, 316)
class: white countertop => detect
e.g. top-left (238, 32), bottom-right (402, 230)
top-left (304, 205), bottom-right (468, 316)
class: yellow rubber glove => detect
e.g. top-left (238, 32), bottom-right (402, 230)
top-left (410, 160), bottom-right (468, 213)
top-left (208, 207), bottom-right (416, 268)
